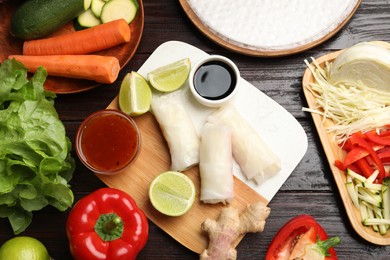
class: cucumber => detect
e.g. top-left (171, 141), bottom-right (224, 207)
top-left (382, 177), bottom-right (390, 227)
top-left (91, 0), bottom-right (106, 17)
top-left (10, 0), bottom-right (90, 40)
top-left (74, 9), bottom-right (102, 30)
top-left (100, 0), bottom-right (139, 24)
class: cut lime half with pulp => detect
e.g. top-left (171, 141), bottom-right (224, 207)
top-left (147, 58), bottom-right (191, 92)
top-left (149, 171), bottom-right (196, 216)
top-left (119, 71), bottom-right (152, 116)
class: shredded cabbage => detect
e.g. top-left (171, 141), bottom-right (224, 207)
top-left (303, 42), bottom-right (390, 143)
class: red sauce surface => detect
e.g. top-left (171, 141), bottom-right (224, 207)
top-left (81, 113), bottom-right (139, 172)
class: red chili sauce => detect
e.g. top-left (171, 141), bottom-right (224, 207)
top-left (80, 113), bottom-right (139, 172)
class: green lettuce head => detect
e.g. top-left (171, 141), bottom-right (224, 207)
top-left (0, 59), bottom-right (75, 234)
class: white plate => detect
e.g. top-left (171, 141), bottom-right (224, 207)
top-left (137, 41), bottom-right (308, 201)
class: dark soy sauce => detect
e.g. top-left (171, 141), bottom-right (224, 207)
top-left (193, 60), bottom-right (236, 100)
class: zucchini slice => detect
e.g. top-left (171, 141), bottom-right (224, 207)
top-left (74, 9), bottom-right (102, 30)
top-left (100, 0), bottom-right (139, 24)
top-left (84, 0), bottom-right (93, 9)
top-left (91, 0), bottom-right (106, 17)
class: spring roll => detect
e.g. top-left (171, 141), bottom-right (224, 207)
top-left (151, 91), bottom-right (200, 171)
top-left (207, 105), bottom-right (281, 184)
top-left (200, 122), bottom-right (234, 204)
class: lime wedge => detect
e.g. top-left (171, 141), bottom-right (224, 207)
top-left (119, 71), bottom-right (152, 116)
top-left (149, 171), bottom-right (196, 216)
top-left (147, 58), bottom-right (191, 92)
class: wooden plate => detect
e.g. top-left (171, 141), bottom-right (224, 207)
top-left (97, 41), bottom-right (308, 253)
top-left (179, 0), bottom-right (361, 57)
top-left (302, 42), bottom-right (390, 245)
top-left (0, 0), bottom-right (144, 94)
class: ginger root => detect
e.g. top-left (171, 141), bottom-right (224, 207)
top-left (200, 201), bottom-right (270, 260)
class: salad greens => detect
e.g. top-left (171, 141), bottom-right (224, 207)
top-left (0, 59), bottom-right (75, 234)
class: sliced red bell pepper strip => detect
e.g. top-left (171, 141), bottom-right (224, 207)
top-left (335, 160), bottom-right (345, 171)
top-left (355, 157), bottom-right (374, 178)
top-left (347, 163), bottom-right (363, 176)
top-left (380, 130), bottom-right (390, 137)
top-left (265, 215), bottom-right (340, 260)
top-left (340, 138), bottom-right (353, 151)
top-left (378, 151), bottom-right (390, 160)
top-left (365, 130), bottom-right (390, 146)
top-left (66, 188), bottom-right (149, 260)
top-left (350, 132), bottom-right (386, 182)
top-left (343, 145), bottom-right (384, 167)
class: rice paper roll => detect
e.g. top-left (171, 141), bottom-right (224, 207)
top-left (199, 122), bottom-right (234, 204)
top-left (207, 105), bottom-right (281, 183)
top-left (151, 91), bottom-right (200, 171)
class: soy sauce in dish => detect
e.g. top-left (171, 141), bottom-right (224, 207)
top-left (193, 60), bottom-right (237, 100)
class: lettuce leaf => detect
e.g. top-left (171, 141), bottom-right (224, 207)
top-left (0, 59), bottom-right (75, 234)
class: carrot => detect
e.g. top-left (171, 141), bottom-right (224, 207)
top-left (9, 55), bottom-right (120, 84)
top-left (23, 19), bottom-right (131, 56)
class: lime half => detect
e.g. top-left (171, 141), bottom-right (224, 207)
top-left (0, 236), bottom-right (51, 260)
top-left (149, 171), bottom-right (196, 216)
top-left (119, 71), bottom-right (152, 116)
top-left (147, 58), bottom-right (191, 92)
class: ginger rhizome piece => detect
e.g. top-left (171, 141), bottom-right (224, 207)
top-left (200, 201), bottom-right (270, 260)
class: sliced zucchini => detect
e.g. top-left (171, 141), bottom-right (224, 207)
top-left (91, 0), bottom-right (106, 17)
top-left (347, 168), bottom-right (367, 183)
top-left (74, 9), bottom-right (102, 30)
top-left (382, 177), bottom-right (390, 227)
top-left (100, 0), bottom-right (139, 24)
top-left (84, 0), bottom-right (93, 9)
top-left (346, 181), bottom-right (360, 209)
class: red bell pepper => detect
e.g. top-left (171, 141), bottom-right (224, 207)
top-left (349, 132), bottom-right (386, 179)
top-left (336, 130), bottom-right (390, 183)
top-left (265, 215), bottom-right (340, 260)
top-left (365, 130), bottom-right (390, 145)
top-left (66, 188), bottom-right (149, 260)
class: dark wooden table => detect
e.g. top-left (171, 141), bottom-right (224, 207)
top-left (1, 0), bottom-right (390, 259)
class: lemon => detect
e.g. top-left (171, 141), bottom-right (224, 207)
top-left (147, 58), bottom-right (191, 92)
top-left (149, 171), bottom-right (196, 216)
top-left (0, 236), bottom-right (51, 260)
top-left (119, 71), bottom-right (152, 116)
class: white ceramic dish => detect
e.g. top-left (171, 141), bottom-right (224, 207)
top-left (189, 55), bottom-right (240, 107)
top-left (139, 41), bottom-right (308, 201)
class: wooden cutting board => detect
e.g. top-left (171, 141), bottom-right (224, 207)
top-left (101, 97), bottom-right (268, 253)
top-left (302, 41), bottom-right (390, 245)
top-left (96, 41), bottom-right (307, 253)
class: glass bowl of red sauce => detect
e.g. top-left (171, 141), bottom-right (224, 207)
top-left (75, 109), bottom-right (141, 175)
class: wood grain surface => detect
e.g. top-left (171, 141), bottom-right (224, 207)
top-left (1, 0), bottom-right (390, 259)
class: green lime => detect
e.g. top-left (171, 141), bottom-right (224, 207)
top-left (0, 236), bottom-right (51, 260)
top-left (119, 71), bottom-right (152, 116)
top-left (149, 171), bottom-right (196, 217)
top-left (147, 58), bottom-right (191, 92)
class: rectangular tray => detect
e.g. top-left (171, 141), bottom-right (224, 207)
top-left (302, 42), bottom-right (390, 245)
